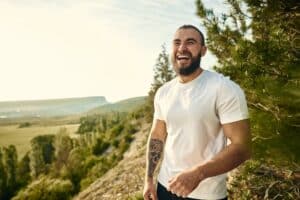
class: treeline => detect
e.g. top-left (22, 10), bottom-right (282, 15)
top-left (0, 110), bottom-right (144, 200)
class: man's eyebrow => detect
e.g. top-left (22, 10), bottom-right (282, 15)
top-left (186, 38), bottom-right (197, 42)
top-left (173, 38), bottom-right (198, 42)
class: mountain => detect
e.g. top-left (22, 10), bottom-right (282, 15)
top-left (0, 96), bottom-right (108, 119)
top-left (87, 96), bottom-right (147, 114)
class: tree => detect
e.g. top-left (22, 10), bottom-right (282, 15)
top-left (0, 148), bottom-right (7, 200)
top-left (92, 138), bottom-right (110, 156)
top-left (30, 135), bottom-right (55, 178)
top-left (64, 147), bottom-right (89, 193)
top-left (196, 0), bottom-right (299, 160)
top-left (195, 0), bottom-right (299, 198)
top-left (53, 128), bottom-right (73, 174)
top-left (12, 176), bottom-right (73, 200)
top-left (3, 145), bottom-right (18, 199)
top-left (77, 115), bottom-right (98, 134)
top-left (16, 152), bottom-right (31, 188)
top-left (145, 44), bottom-right (175, 121)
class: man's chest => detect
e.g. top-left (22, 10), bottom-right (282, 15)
top-left (160, 86), bottom-right (218, 124)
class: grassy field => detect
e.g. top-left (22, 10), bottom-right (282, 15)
top-left (0, 123), bottom-right (80, 159)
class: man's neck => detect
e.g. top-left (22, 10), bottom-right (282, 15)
top-left (178, 67), bottom-right (203, 83)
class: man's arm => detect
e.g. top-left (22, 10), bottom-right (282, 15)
top-left (168, 119), bottom-right (251, 197)
top-left (143, 119), bottom-right (167, 200)
top-left (196, 119), bottom-right (251, 178)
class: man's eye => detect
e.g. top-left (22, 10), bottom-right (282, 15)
top-left (187, 41), bottom-right (194, 45)
top-left (174, 42), bottom-right (180, 46)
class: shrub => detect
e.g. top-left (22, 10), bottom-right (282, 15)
top-left (18, 122), bottom-right (31, 128)
top-left (12, 176), bottom-right (73, 200)
top-left (92, 138), bottom-right (110, 156)
top-left (110, 124), bottom-right (124, 137)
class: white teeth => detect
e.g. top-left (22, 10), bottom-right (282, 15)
top-left (177, 55), bottom-right (189, 59)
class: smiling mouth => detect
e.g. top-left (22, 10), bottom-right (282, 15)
top-left (177, 55), bottom-right (190, 61)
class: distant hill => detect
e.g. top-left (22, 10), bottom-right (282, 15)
top-left (0, 96), bottom-right (108, 119)
top-left (87, 96), bottom-right (147, 115)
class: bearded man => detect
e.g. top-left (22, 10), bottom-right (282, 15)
top-left (143, 25), bottom-right (251, 200)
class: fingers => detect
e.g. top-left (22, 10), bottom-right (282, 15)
top-left (143, 190), bottom-right (157, 200)
top-left (168, 176), bottom-right (174, 183)
top-left (167, 178), bottom-right (189, 198)
top-left (167, 176), bottom-right (179, 191)
top-left (151, 190), bottom-right (158, 200)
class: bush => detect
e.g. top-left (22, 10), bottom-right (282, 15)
top-left (124, 123), bottom-right (138, 134)
top-left (18, 122), bottom-right (31, 128)
top-left (80, 157), bottom-right (112, 190)
top-left (77, 116), bottom-right (97, 134)
top-left (12, 176), bottom-right (73, 200)
top-left (92, 138), bottom-right (110, 156)
top-left (110, 124), bottom-right (124, 137)
top-left (112, 139), bottom-right (120, 148)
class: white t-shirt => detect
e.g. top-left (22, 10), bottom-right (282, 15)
top-left (154, 70), bottom-right (249, 199)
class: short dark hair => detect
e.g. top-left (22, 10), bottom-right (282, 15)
top-left (178, 25), bottom-right (205, 46)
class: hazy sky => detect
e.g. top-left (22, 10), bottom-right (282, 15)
top-left (0, 0), bottom-right (226, 102)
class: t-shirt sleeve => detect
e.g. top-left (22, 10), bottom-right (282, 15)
top-left (153, 88), bottom-right (164, 120)
top-left (216, 79), bottom-right (249, 124)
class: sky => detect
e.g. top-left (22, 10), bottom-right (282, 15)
top-left (0, 0), bottom-right (226, 103)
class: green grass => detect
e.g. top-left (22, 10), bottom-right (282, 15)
top-left (0, 124), bottom-right (79, 159)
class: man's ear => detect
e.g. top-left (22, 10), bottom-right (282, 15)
top-left (200, 46), bottom-right (207, 57)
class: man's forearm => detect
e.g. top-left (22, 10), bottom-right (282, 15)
top-left (146, 138), bottom-right (164, 181)
top-left (196, 143), bottom-right (251, 179)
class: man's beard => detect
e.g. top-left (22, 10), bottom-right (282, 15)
top-left (173, 52), bottom-right (201, 76)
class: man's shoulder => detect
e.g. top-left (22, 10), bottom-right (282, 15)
top-left (206, 70), bottom-right (241, 89)
top-left (206, 71), bottom-right (246, 100)
top-left (157, 78), bottom-right (177, 93)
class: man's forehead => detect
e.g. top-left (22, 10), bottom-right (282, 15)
top-left (173, 28), bottom-right (201, 41)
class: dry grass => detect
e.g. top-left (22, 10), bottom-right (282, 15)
top-left (0, 124), bottom-right (79, 159)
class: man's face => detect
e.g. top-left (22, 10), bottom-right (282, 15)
top-left (171, 28), bottom-right (205, 76)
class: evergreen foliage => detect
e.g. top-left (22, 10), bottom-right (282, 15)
top-left (0, 148), bottom-right (7, 200)
top-left (53, 128), bottom-right (73, 174)
top-left (144, 44), bottom-right (175, 121)
top-left (29, 135), bottom-right (55, 178)
top-left (196, 0), bottom-right (299, 198)
top-left (63, 147), bottom-right (89, 193)
top-left (16, 152), bottom-right (31, 188)
top-left (3, 145), bottom-right (18, 199)
top-left (92, 138), bottom-right (110, 156)
top-left (196, 0), bottom-right (299, 162)
top-left (12, 176), bottom-right (73, 200)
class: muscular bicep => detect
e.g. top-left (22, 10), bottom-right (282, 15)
top-left (149, 119), bottom-right (167, 142)
top-left (222, 119), bottom-right (251, 147)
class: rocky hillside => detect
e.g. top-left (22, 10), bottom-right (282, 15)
top-left (74, 123), bottom-right (151, 200)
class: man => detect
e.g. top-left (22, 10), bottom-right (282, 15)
top-left (143, 25), bottom-right (251, 200)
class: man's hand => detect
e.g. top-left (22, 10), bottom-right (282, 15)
top-left (143, 180), bottom-right (158, 200)
top-left (167, 167), bottom-right (204, 198)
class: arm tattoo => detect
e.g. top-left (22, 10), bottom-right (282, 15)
top-left (147, 138), bottom-right (164, 178)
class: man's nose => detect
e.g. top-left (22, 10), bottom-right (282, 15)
top-left (178, 43), bottom-right (187, 52)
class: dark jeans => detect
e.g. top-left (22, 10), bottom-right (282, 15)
top-left (157, 182), bottom-right (228, 200)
